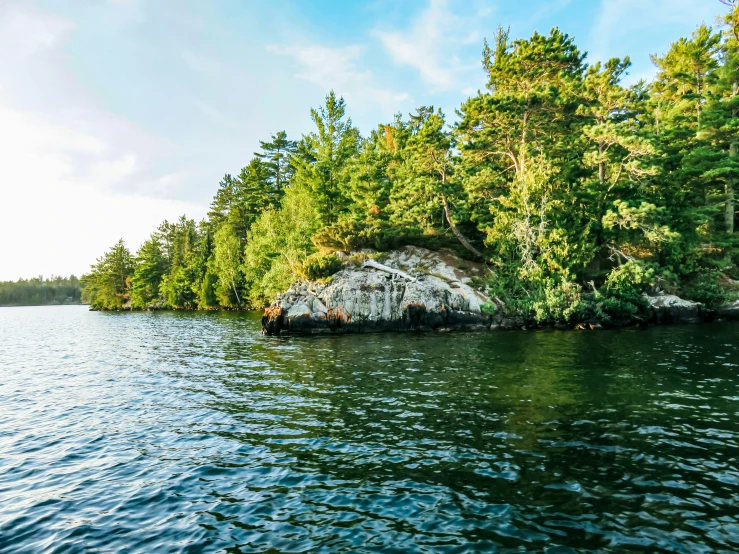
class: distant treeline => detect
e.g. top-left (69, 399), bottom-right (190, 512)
top-left (0, 276), bottom-right (82, 306)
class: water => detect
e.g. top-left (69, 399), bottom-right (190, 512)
top-left (1, 306), bottom-right (738, 553)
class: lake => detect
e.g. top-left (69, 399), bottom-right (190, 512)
top-left (1, 306), bottom-right (738, 553)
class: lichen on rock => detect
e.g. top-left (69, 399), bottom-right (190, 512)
top-left (261, 246), bottom-right (493, 335)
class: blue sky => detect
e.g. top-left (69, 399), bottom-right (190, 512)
top-left (0, 0), bottom-right (725, 279)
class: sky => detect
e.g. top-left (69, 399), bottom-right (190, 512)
top-left (0, 0), bottom-right (725, 280)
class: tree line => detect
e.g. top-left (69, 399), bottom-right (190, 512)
top-left (83, 3), bottom-right (739, 323)
top-left (0, 276), bottom-right (82, 306)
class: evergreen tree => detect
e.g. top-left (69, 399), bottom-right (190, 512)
top-left (291, 91), bottom-right (360, 226)
top-left (391, 107), bottom-right (482, 256)
top-left (578, 58), bottom-right (659, 269)
top-left (82, 239), bottom-right (134, 310)
top-left (131, 235), bottom-right (166, 308)
top-left (230, 158), bottom-right (275, 242)
top-left (456, 27), bottom-right (586, 233)
top-left (257, 130), bottom-right (297, 197)
top-left (207, 174), bottom-right (236, 229)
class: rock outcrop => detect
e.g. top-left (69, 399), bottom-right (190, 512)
top-left (645, 294), bottom-right (705, 325)
top-left (262, 246), bottom-right (493, 335)
top-left (718, 299), bottom-right (739, 320)
top-left (261, 245), bottom-right (735, 335)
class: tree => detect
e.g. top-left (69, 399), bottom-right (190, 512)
top-left (242, 186), bottom-right (317, 306)
top-left (208, 174), bottom-right (236, 229)
top-left (578, 58), bottom-right (659, 268)
top-left (702, 0), bottom-right (739, 234)
top-left (257, 130), bottom-right (297, 197)
top-left (212, 223), bottom-right (243, 307)
top-left (131, 235), bottom-right (166, 308)
top-left (391, 107), bottom-right (483, 257)
top-left (291, 91), bottom-right (360, 226)
top-left (456, 27), bottom-right (587, 237)
top-left (82, 239), bottom-right (134, 310)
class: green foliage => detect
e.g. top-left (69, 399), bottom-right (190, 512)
top-left (480, 302), bottom-right (497, 316)
top-left (681, 270), bottom-right (728, 308)
top-left (291, 91), bottom-right (359, 226)
top-left (532, 281), bottom-right (586, 324)
top-left (198, 270), bottom-right (219, 309)
top-left (212, 223), bottom-right (243, 307)
top-left (83, 4), bottom-right (738, 315)
top-left (131, 236), bottom-right (166, 309)
top-left (0, 276), bottom-right (81, 306)
top-left (597, 261), bottom-right (655, 318)
top-left (82, 239), bottom-right (134, 310)
top-left (299, 253), bottom-right (343, 280)
top-left (242, 186), bottom-right (318, 307)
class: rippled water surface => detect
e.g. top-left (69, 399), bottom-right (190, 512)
top-left (1, 306), bottom-right (739, 552)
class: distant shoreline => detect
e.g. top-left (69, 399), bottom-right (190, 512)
top-left (0, 302), bottom-right (84, 308)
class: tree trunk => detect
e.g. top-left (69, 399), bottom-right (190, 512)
top-left (728, 82), bottom-right (738, 234)
top-left (232, 277), bottom-right (241, 305)
top-left (441, 197), bottom-right (484, 258)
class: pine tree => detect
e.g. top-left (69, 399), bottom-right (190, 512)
top-left (578, 58), bottom-right (658, 268)
top-left (207, 174), bottom-right (236, 229)
top-left (456, 27), bottom-right (586, 234)
top-left (291, 91), bottom-right (359, 226)
top-left (82, 239), bottom-right (134, 310)
top-left (391, 107), bottom-right (482, 256)
top-left (131, 235), bottom-right (166, 308)
top-left (257, 131), bottom-right (297, 197)
top-left (231, 158), bottom-right (274, 242)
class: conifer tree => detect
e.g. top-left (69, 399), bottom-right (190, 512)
top-left (291, 91), bottom-right (359, 226)
top-left (257, 131), bottom-right (297, 197)
top-left (391, 107), bottom-right (482, 256)
top-left (131, 236), bottom-right (166, 308)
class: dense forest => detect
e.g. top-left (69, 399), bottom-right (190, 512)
top-left (0, 276), bottom-right (82, 306)
top-left (83, 3), bottom-right (739, 323)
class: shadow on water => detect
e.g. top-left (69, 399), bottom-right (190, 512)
top-left (1, 306), bottom-right (738, 552)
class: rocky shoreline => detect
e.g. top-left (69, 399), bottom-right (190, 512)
top-left (261, 246), bottom-right (739, 335)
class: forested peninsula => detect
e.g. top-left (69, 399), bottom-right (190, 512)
top-left (83, 4), bottom-right (739, 327)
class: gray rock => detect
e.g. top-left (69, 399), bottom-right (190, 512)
top-left (718, 300), bottom-right (739, 320)
top-left (645, 294), bottom-right (704, 325)
top-left (262, 246), bottom-right (493, 335)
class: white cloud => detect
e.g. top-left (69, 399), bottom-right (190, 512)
top-left (0, 105), bottom-right (204, 280)
top-left (0, 3), bottom-right (203, 279)
top-left (0, 3), bottom-right (76, 58)
top-left (373, 0), bottom-right (492, 91)
top-left (267, 43), bottom-right (411, 111)
top-left (591, 0), bottom-right (720, 69)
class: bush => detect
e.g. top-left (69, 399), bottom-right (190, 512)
top-left (300, 253), bottom-right (343, 280)
top-left (313, 218), bottom-right (400, 252)
top-left (585, 261), bottom-right (655, 320)
top-left (480, 302), bottom-right (497, 316)
top-left (532, 280), bottom-right (585, 323)
top-left (682, 270), bottom-right (727, 308)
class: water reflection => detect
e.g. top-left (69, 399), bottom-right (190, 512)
top-left (1, 307), bottom-right (738, 552)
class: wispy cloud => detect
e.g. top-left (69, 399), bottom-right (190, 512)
top-left (266, 43), bottom-right (411, 111)
top-left (372, 0), bottom-right (492, 92)
top-left (591, 0), bottom-right (719, 68)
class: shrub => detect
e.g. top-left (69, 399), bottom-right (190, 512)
top-left (480, 302), bottom-right (497, 316)
top-left (532, 280), bottom-right (585, 323)
top-left (587, 261), bottom-right (655, 320)
top-left (300, 253), bottom-right (343, 280)
top-left (681, 270), bottom-right (727, 308)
